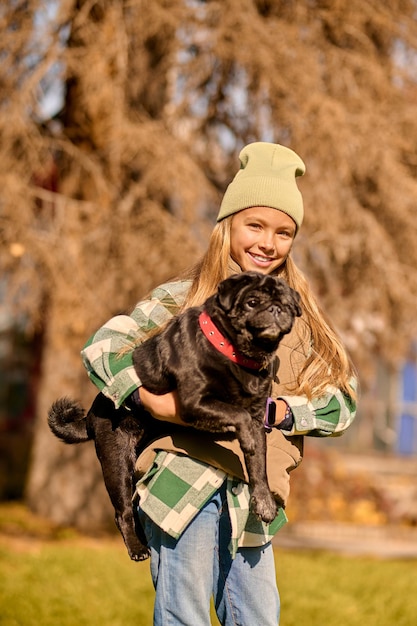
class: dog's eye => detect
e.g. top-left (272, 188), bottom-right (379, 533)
top-left (246, 298), bottom-right (259, 309)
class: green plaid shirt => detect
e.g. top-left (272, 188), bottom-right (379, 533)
top-left (82, 281), bottom-right (192, 408)
top-left (135, 451), bottom-right (287, 558)
top-left (82, 279), bottom-right (357, 553)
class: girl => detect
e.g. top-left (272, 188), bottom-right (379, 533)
top-left (82, 142), bottom-right (357, 626)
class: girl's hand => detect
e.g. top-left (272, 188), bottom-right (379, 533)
top-left (138, 387), bottom-right (186, 425)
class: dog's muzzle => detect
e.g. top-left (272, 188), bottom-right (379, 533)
top-left (249, 307), bottom-right (295, 339)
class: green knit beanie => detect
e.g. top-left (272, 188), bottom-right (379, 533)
top-left (216, 142), bottom-right (306, 229)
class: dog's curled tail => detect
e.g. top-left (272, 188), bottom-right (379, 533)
top-left (48, 397), bottom-right (90, 444)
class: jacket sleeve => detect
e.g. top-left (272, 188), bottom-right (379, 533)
top-left (81, 280), bottom-right (191, 408)
top-left (278, 377), bottom-right (358, 437)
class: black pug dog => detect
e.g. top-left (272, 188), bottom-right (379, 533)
top-left (48, 271), bottom-right (301, 561)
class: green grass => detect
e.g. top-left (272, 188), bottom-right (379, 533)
top-left (1, 503), bottom-right (417, 625)
top-left (276, 549), bottom-right (417, 626)
top-left (0, 540), bottom-right (153, 626)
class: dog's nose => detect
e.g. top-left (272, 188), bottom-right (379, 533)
top-left (269, 304), bottom-right (282, 315)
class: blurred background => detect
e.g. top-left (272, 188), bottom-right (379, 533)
top-left (1, 0), bottom-right (417, 546)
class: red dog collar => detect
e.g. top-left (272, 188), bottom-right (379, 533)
top-left (198, 311), bottom-right (264, 370)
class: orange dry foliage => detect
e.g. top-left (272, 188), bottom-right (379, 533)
top-left (0, 0), bottom-right (416, 527)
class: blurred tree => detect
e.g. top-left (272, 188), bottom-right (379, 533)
top-left (0, 0), bottom-right (416, 531)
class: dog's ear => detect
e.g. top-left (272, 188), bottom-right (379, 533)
top-left (216, 272), bottom-right (261, 312)
top-left (272, 278), bottom-right (302, 318)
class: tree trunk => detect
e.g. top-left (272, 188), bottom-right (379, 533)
top-left (25, 300), bottom-right (114, 532)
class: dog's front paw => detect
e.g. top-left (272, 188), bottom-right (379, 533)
top-left (250, 491), bottom-right (278, 524)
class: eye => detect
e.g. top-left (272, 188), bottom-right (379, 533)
top-left (246, 298), bottom-right (259, 309)
top-left (277, 229), bottom-right (293, 239)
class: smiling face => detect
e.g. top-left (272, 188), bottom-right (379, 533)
top-left (230, 206), bottom-right (296, 275)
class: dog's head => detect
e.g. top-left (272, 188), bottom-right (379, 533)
top-left (207, 271), bottom-right (302, 359)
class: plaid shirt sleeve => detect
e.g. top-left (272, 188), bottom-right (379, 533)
top-left (279, 376), bottom-right (358, 437)
top-left (81, 280), bottom-right (192, 408)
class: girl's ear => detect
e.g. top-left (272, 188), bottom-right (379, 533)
top-left (215, 271), bottom-right (260, 311)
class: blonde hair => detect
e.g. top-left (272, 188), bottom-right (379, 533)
top-left (181, 217), bottom-right (356, 401)
top-left (182, 220), bottom-right (232, 305)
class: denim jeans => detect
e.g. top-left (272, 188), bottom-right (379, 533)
top-left (138, 482), bottom-right (280, 626)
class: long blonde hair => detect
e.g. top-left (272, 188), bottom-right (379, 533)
top-left (181, 218), bottom-right (356, 401)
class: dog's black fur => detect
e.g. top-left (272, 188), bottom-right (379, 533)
top-left (48, 271), bottom-right (301, 561)
top-left (48, 393), bottom-right (165, 561)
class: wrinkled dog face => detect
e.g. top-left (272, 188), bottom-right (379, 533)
top-left (214, 272), bottom-right (302, 357)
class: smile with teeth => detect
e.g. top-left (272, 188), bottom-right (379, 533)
top-left (249, 252), bottom-right (275, 263)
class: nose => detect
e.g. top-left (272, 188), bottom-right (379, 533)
top-left (268, 304), bottom-right (282, 315)
top-left (259, 232), bottom-right (275, 252)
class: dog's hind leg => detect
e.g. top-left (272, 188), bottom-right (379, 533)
top-left (86, 395), bottom-right (151, 562)
top-left (94, 429), bottom-right (150, 562)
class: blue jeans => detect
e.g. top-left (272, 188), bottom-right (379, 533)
top-left (138, 482), bottom-right (280, 626)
